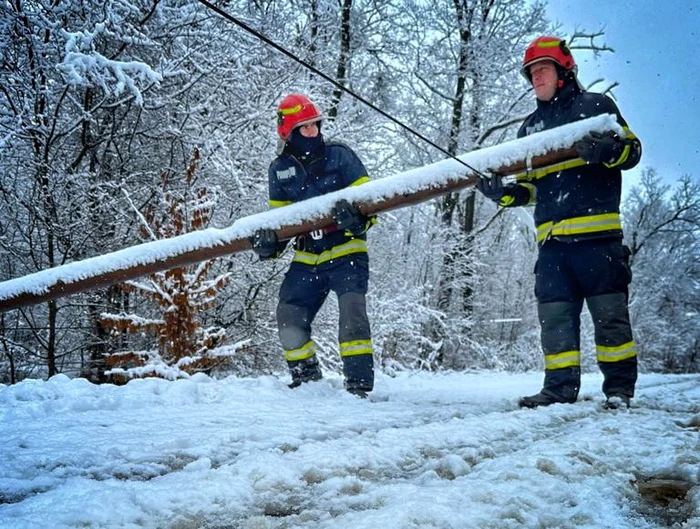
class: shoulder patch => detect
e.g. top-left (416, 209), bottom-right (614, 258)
top-left (525, 120), bottom-right (545, 136)
top-left (276, 166), bottom-right (296, 181)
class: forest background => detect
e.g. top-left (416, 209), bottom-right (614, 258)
top-left (1, 0), bottom-right (698, 385)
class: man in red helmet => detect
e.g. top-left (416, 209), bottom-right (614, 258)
top-left (251, 94), bottom-right (375, 397)
top-left (476, 36), bottom-right (642, 409)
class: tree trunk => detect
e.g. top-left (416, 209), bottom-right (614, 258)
top-left (328, 0), bottom-right (352, 119)
top-left (436, 0), bottom-right (476, 314)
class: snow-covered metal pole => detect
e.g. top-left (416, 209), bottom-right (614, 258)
top-left (0, 116), bottom-right (622, 312)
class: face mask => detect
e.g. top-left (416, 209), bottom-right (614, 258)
top-left (288, 127), bottom-right (324, 157)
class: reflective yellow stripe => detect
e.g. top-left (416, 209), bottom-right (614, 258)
top-left (544, 350), bottom-right (581, 370)
top-left (349, 176), bottom-right (370, 187)
top-left (279, 104), bottom-right (302, 115)
top-left (604, 143), bottom-right (631, 168)
top-left (622, 126), bottom-right (637, 141)
top-left (521, 182), bottom-right (537, 205)
top-left (515, 158), bottom-right (588, 182)
top-left (292, 239), bottom-right (368, 266)
top-left (269, 199), bottom-right (293, 208)
top-left (284, 340), bottom-right (316, 362)
top-left (538, 40), bottom-right (561, 49)
top-left (339, 339), bottom-right (373, 357)
top-left (537, 213), bottom-right (622, 242)
top-left (499, 194), bottom-right (515, 207)
top-left (596, 341), bottom-right (637, 363)
top-left (603, 126), bottom-right (637, 168)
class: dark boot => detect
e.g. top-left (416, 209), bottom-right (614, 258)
top-left (603, 393), bottom-right (631, 410)
top-left (342, 354), bottom-right (374, 395)
top-left (519, 391), bottom-right (573, 409)
top-left (521, 367), bottom-right (581, 408)
top-left (287, 356), bottom-right (322, 389)
top-left (347, 388), bottom-right (368, 399)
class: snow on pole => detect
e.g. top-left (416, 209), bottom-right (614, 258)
top-left (0, 115), bottom-right (623, 312)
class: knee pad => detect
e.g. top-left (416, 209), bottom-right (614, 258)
top-left (586, 293), bottom-right (634, 346)
top-left (337, 292), bottom-right (371, 343)
top-left (537, 301), bottom-right (582, 354)
top-left (276, 303), bottom-right (311, 351)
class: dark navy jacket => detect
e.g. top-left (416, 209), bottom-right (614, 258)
top-left (268, 141), bottom-right (370, 257)
top-left (501, 82), bottom-right (641, 244)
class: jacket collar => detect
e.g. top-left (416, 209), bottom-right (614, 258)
top-left (536, 81), bottom-right (581, 109)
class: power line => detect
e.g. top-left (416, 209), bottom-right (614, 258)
top-left (195, 0), bottom-right (487, 178)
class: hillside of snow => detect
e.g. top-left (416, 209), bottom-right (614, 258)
top-left (1, 371), bottom-right (698, 528)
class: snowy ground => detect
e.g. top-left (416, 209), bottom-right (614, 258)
top-left (0, 371), bottom-right (698, 529)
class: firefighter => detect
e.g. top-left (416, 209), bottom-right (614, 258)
top-left (476, 36), bottom-right (642, 409)
top-left (250, 94), bottom-right (375, 397)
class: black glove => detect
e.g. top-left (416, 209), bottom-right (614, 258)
top-left (250, 229), bottom-right (278, 259)
top-left (331, 199), bottom-right (368, 237)
top-left (475, 174), bottom-right (504, 203)
top-left (575, 131), bottom-right (625, 165)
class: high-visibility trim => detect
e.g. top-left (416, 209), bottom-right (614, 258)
top-left (544, 350), bottom-right (581, 370)
top-left (339, 339), bottom-right (373, 357)
top-left (604, 126), bottom-right (636, 168)
top-left (515, 158), bottom-right (588, 182)
top-left (284, 340), bottom-right (316, 362)
top-left (342, 217), bottom-right (376, 237)
top-left (521, 182), bottom-right (537, 205)
top-left (349, 176), bottom-right (370, 187)
top-left (537, 40), bottom-right (561, 49)
top-left (292, 239), bottom-right (368, 266)
top-left (279, 104), bottom-right (303, 115)
top-left (604, 143), bottom-right (631, 168)
top-left (269, 199), bottom-right (293, 208)
top-left (499, 194), bottom-right (515, 207)
top-left (537, 212), bottom-right (622, 243)
top-left (596, 341), bottom-right (637, 363)
top-left (621, 126), bottom-right (637, 141)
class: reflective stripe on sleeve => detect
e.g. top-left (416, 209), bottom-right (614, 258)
top-left (269, 199), bottom-right (293, 208)
top-left (349, 176), bottom-right (370, 187)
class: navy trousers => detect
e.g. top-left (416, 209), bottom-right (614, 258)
top-left (535, 238), bottom-right (637, 401)
top-left (277, 253), bottom-right (374, 391)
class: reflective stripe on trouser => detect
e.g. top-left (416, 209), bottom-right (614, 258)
top-left (538, 301), bottom-right (582, 402)
top-left (277, 300), bottom-right (323, 384)
top-left (282, 339), bottom-right (322, 384)
top-left (277, 257), bottom-right (373, 390)
top-left (587, 293), bottom-right (638, 397)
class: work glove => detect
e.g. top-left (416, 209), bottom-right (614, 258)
top-left (331, 199), bottom-right (369, 237)
top-left (575, 131), bottom-right (625, 165)
top-left (475, 174), bottom-right (504, 203)
top-left (250, 229), bottom-right (279, 259)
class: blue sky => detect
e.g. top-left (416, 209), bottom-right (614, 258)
top-left (545, 0), bottom-right (699, 191)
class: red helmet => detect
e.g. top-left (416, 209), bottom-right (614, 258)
top-left (521, 36), bottom-right (577, 80)
top-left (276, 93), bottom-right (323, 141)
